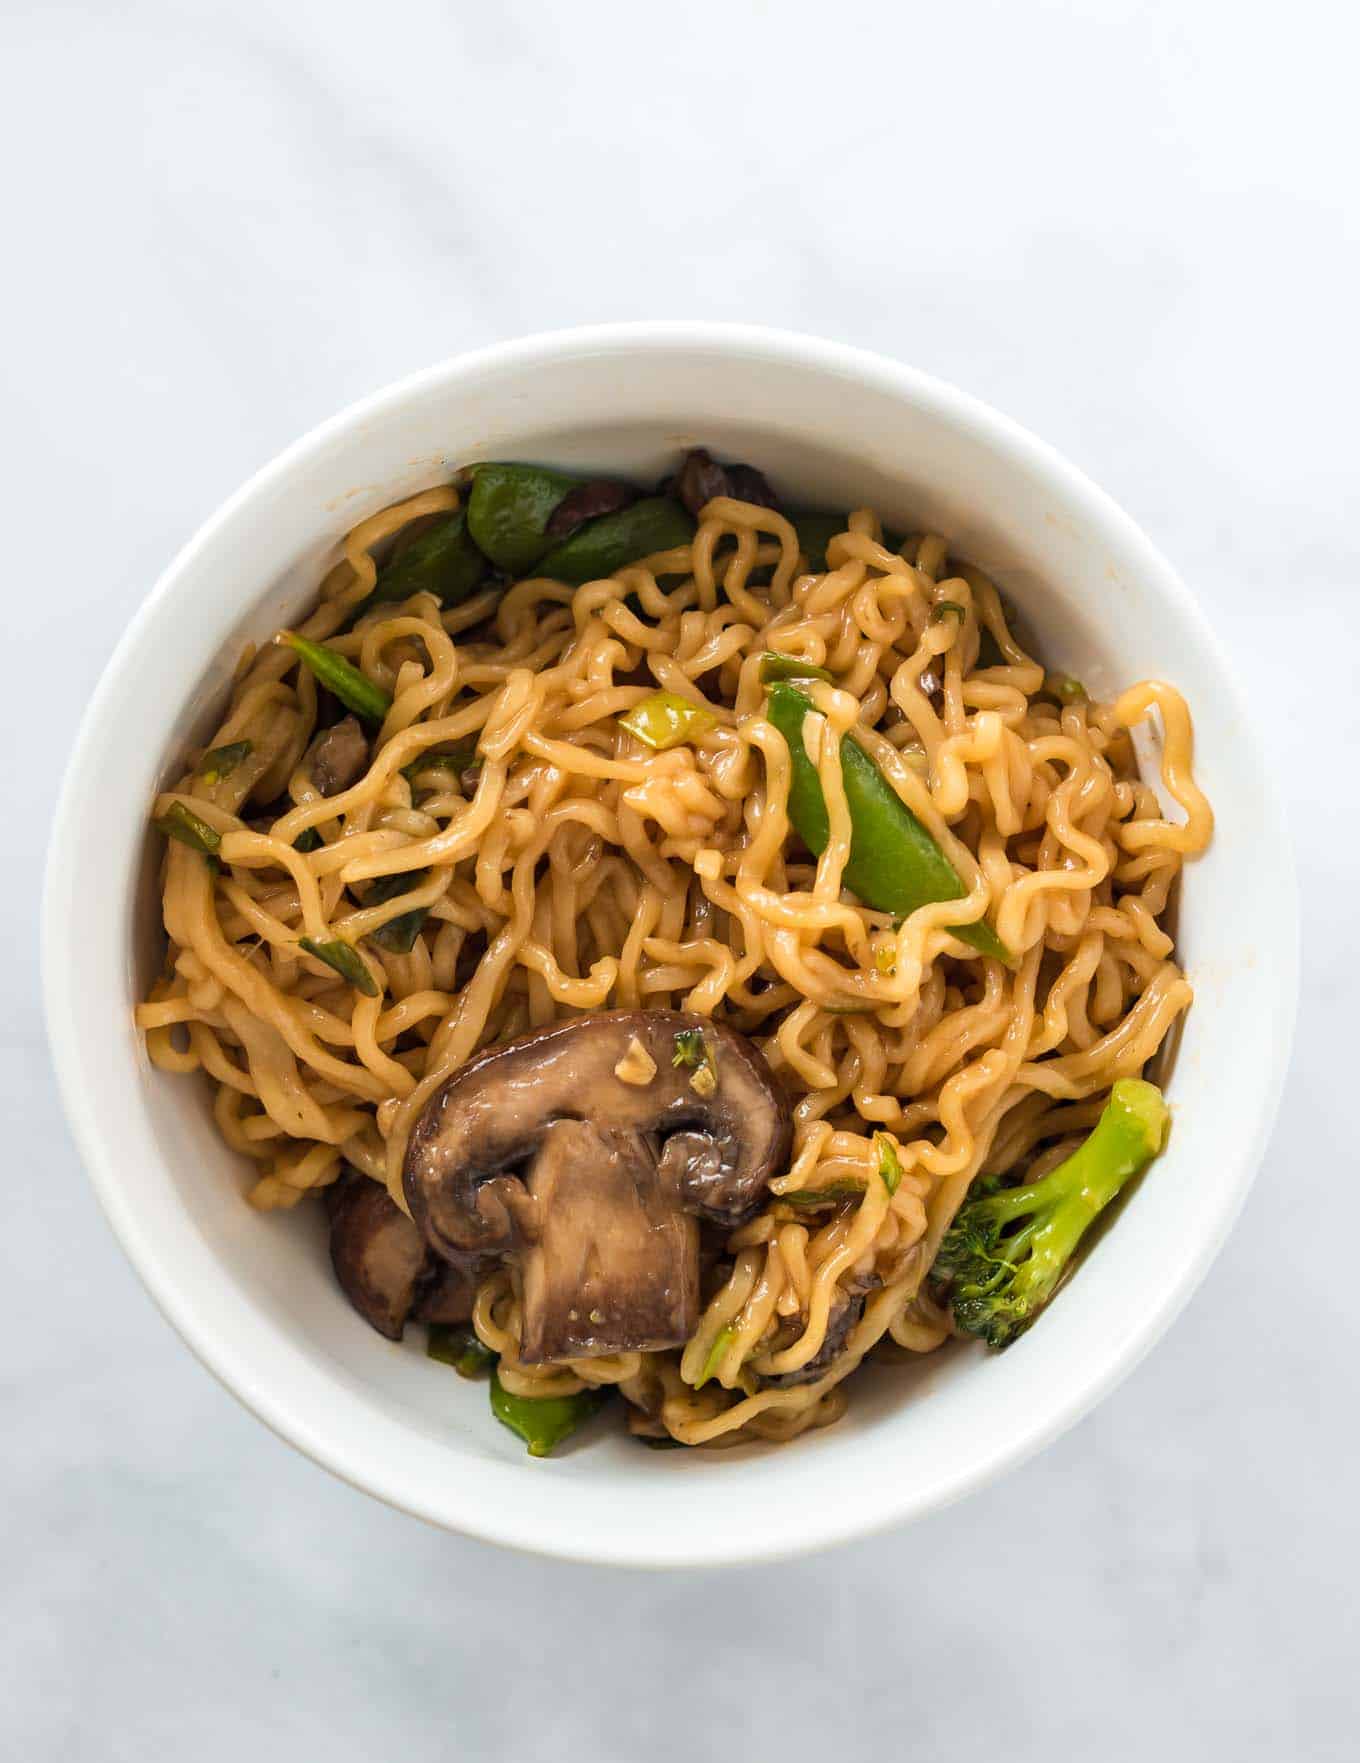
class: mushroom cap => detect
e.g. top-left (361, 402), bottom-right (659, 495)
top-left (402, 1010), bottom-right (791, 1266)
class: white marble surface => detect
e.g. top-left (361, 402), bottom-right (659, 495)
top-left (4, 1), bottom-right (1357, 1755)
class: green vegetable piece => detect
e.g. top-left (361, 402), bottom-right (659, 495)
top-left (489, 1370), bottom-right (607, 1458)
top-left (401, 739), bottom-right (479, 786)
top-left (293, 826), bottom-right (323, 853)
top-left (695, 1326), bottom-right (736, 1389)
top-left (875, 1132), bottom-right (903, 1197)
top-left (365, 869), bottom-right (430, 955)
top-left (671, 1027), bottom-right (706, 1069)
top-left (197, 740), bottom-right (251, 784)
top-left (155, 800), bottom-right (222, 855)
top-left (537, 497), bottom-right (695, 586)
top-left (777, 1181), bottom-right (865, 1209)
top-left (758, 652), bottom-right (835, 685)
top-left (931, 600), bottom-right (967, 624)
top-left (280, 632), bottom-right (392, 727)
top-left (935, 1078), bottom-right (1170, 1348)
top-left (618, 690), bottom-right (717, 751)
top-left (297, 936), bottom-right (379, 996)
top-left (1045, 672), bottom-right (1088, 704)
top-left (765, 680), bottom-right (1012, 965)
top-left (427, 1323), bottom-right (496, 1379)
top-left (466, 463), bottom-right (582, 576)
top-left (791, 511), bottom-right (847, 572)
top-left (372, 510), bottom-right (489, 607)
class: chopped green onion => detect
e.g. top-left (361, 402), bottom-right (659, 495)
top-left (671, 1027), bottom-right (707, 1069)
top-left (618, 690), bottom-right (717, 751)
top-left (930, 600), bottom-right (967, 624)
top-left (155, 800), bottom-right (222, 855)
top-left (758, 652), bottom-right (835, 685)
top-left (297, 936), bottom-right (379, 996)
top-left (365, 869), bottom-right (431, 955)
top-left (875, 1132), bottom-right (903, 1197)
top-left (695, 1326), bottom-right (736, 1389)
top-left (1045, 672), bottom-right (1088, 704)
top-left (777, 1181), bottom-right (865, 1209)
top-left (197, 740), bottom-right (252, 784)
top-left (278, 632), bottom-right (392, 727)
top-left (427, 1323), bottom-right (496, 1379)
top-left (400, 739), bottom-right (479, 785)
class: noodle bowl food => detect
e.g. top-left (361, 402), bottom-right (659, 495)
top-left (135, 448), bottom-right (1212, 1455)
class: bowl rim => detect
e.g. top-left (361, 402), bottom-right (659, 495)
top-left (43, 322), bottom-right (1299, 1566)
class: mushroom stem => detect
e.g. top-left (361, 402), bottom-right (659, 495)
top-left (518, 1120), bottom-right (699, 1363)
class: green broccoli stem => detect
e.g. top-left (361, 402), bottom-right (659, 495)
top-left (982, 1078), bottom-right (1167, 1232)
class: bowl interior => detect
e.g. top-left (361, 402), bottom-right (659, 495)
top-left (46, 329), bottom-right (1296, 1564)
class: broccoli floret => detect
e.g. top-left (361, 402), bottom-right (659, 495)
top-left (933, 1078), bottom-right (1170, 1348)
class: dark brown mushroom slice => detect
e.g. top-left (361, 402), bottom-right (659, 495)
top-left (327, 1172), bottom-right (476, 1341)
top-left (305, 715), bottom-right (369, 797)
top-left (763, 1294), bottom-right (862, 1389)
top-left (671, 448), bottom-right (781, 518)
top-left (543, 478), bottom-right (640, 538)
top-left (402, 1010), bottom-right (791, 1364)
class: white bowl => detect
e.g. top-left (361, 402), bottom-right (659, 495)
top-left (43, 324), bottom-right (1298, 1567)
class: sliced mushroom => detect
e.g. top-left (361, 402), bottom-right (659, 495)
top-left (763, 1294), bottom-right (862, 1388)
top-left (670, 448), bottom-right (780, 518)
top-left (403, 1010), bottom-right (790, 1364)
top-left (327, 1172), bottom-right (477, 1341)
top-left (543, 477), bottom-right (639, 538)
top-left (306, 715), bottom-right (369, 797)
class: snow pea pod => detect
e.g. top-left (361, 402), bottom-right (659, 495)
top-left (765, 680), bottom-right (1011, 964)
top-left (427, 1324), bottom-right (496, 1379)
top-left (372, 510), bottom-right (489, 607)
top-left (465, 463), bottom-right (582, 575)
top-left (489, 1370), bottom-right (607, 1458)
top-left (537, 496), bottom-right (695, 585)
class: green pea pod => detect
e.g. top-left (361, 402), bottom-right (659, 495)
top-left (537, 497), bottom-right (695, 585)
top-left (372, 510), bottom-right (490, 607)
top-left (489, 1370), bottom-right (607, 1458)
top-left (466, 463), bottom-right (582, 575)
top-left (618, 690), bottom-right (717, 750)
top-left (791, 511), bottom-right (847, 572)
top-left (427, 1324), bottom-right (496, 1379)
top-left (197, 740), bottom-right (252, 784)
top-left (758, 652), bottom-right (835, 685)
top-left (297, 936), bottom-right (379, 996)
top-left (365, 869), bottom-right (430, 955)
top-left (765, 681), bottom-right (1012, 964)
top-left (155, 800), bottom-right (222, 855)
top-left (280, 632), bottom-right (392, 727)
